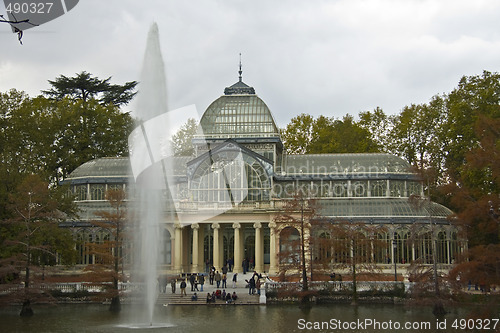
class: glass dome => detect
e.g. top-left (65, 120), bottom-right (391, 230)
top-left (68, 157), bottom-right (129, 178)
top-left (199, 90), bottom-right (280, 139)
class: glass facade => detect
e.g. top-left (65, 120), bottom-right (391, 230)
top-left (190, 150), bottom-right (271, 202)
top-left (63, 75), bottom-right (462, 272)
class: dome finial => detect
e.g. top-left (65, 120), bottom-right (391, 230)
top-left (238, 53), bottom-right (243, 82)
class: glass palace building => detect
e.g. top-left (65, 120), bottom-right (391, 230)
top-left (63, 75), bottom-right (464, 277)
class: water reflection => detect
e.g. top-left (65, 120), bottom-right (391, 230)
top-left (0, 303), bottom-right (487, 333)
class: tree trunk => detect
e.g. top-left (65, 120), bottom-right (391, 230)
top-left (109, 276), bottom-right (121, 312)
top-left (351, 240), bottom-right (358, 306)
top-left (432, 300), bottom-right (446, 317)
top-left (20, 265), bottom-right (34, 316)
top-left (20, 299), bottom-right (33, 317)
top-left (109, 295), bottom-right (121, 313)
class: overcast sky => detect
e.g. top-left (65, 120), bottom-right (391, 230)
top-left (2, 0), bottom-right (500, 127)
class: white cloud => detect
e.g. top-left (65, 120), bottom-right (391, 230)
top-left (1, 0), bottom-right (500, 126)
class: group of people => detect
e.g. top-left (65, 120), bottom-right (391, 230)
top-left (168, 273), bottom-right (205, 297)
top-left (208, 264), bottom-right (239, 289)
top-left (245, 271), bottom-right (263, 295)
top-left (162, 266), bottom-right (264, 304)
top-left (206, 258), bottom-right (235, 273)
top-left (206, 290), bottom-right (238, 304)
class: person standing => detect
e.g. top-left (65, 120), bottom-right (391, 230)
top-left (256, 277), bottom-right (261, 296)
top-left (232, 273), bottom-right (238, 288)
top-left (170, 278), bottom-right (176, 293)
top-left (189, 273), bottom-right (196, 291)
top-left (248, 276), bottom-right (255, 295)
top-left (209, 267), bottom-right (215, 285)
top-left (199, 274), bottom-right (205, 292)
top-left (194, 275), bottom-right (199, 291)
top-left (180, 279), bottom-right (187, 297)
top-left (222, 272), bottom-right (227, 288)
top-left (215, 271), bottom-right (222, 288)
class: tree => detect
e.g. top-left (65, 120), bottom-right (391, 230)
top-left (437, 72), bottom-right (500, 247)
top-left (407, 192), bottom-right (450, 316)
top-left (0, 174), bottom-right (77, 316)
top-left (274, 192), bottom-right (318, 301)
top-left (280, 113), bottom-right (314, 154)
top-left (448, 244), bottom-right (500, 293)
top-left (281, 113), bottom-right (380, 155)
top-left (40, 72), bottom-right (136, 181)
top-left (358, 107), bottom-right (393, 152)
top-left (388, 96), bottom-right (445, 173)
top-left (170, 118), bottom-right (198, 156)
top-left (318, 221), bottom-right (387, 305)
top-left (441, 71), bottom-right (500, 182)
top-left (42, 71), bottom-right (137, 107)
top-left (46, 98), bottom-right (134, 181)
top-left (309, 114), bottom-right (380, 154)
top-left (86, 188), bottom-right (128, 312)
top-left (0, 91), bottom-right (134, 185)
top-left (0, 89), bottom-right (34, 220)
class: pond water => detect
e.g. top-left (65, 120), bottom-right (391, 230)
top-left (0, 303), bottom-right (493, 333)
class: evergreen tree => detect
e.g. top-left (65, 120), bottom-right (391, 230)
top-left (42, 71), bottom-right (137, 106)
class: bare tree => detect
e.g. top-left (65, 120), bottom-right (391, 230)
top-left (1, 175), bottom-right (76, 316)
top-left (85, 188), bottom-right (129, 312)
top-left (319, 221), bottom-right (387, 305)
top-left (274, 192), bottom-right (318, 301)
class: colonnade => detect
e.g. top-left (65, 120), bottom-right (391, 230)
top-left (171, 221), bottom-right (278, 274)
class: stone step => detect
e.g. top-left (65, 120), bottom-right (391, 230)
top-left (157, 292), bottom-right (261, 305)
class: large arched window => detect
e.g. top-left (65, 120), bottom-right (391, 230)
top-left (317, 232), bottom-right (331, 262)
top-left (190, 150), bottom-right (271, 202)
top-left (436, 231), bottom-right (447, 264)
top-left (75, 185), bottom-right (87, 201)
top-left (279, 227), bottom-right (300, 265)
top-left (90, 184), bottom-right (105, 200)
top-left (161, 229), bottom-right (171, 265)
top-left (375, 232), bottom-right (390, 263)
top-left (450, 232), bottom-right (458, 264)
top-left (394, 230), bottom-right (411, 264)
top-left (415, 231), bottom-right (433, 264)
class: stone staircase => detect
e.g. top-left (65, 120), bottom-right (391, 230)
top-left (156, 292), bottom-right (261, 305)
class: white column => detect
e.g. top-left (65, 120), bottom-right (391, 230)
top-left (233, 222), bottom-right (242, 273)
top-left (254, 222), bottom-right (264, 272)
top-left (174, 224), bottom-right (183, 273)
top-left (191, 223), bottom-right (199, 272)
top-left (198, 225), bottom-right (205, 272)
top-left (212, 223), bottom-right (221, 270)
top-left (268, 222), bottom-right (277, 275)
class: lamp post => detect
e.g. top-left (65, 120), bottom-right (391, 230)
top-left (300, 199), bottom-right (308, 292)
top-left (393, 239), bottom-right (397, 282)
